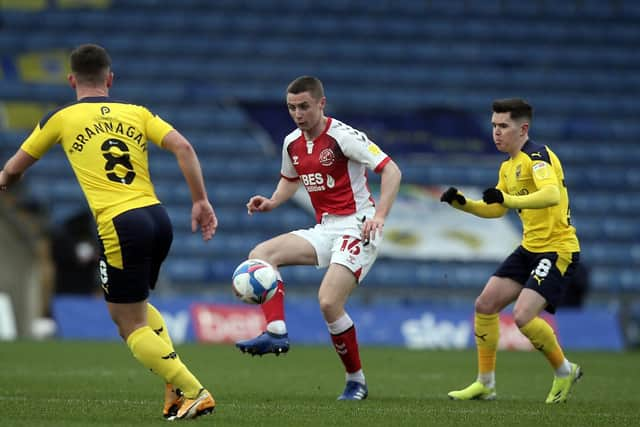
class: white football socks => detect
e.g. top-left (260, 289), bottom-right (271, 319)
top-left (346, 370), bottom-right (366, 385)
top-left (555, 359), bottom-right (572, 377)
top-left (478, 372), bottom-right (495, 389)
top-left (266, 320), bottom-right (287, 335)
top-left (327, 313), bottom-right (353, 335)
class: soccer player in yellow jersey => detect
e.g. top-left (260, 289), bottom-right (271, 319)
top-left (440, 98), bottom-right (582, 403)
top-left (0, 44), bottom-right (217, 420)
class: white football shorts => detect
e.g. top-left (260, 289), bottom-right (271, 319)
top-left (291, 206), bottom-right (381, 283)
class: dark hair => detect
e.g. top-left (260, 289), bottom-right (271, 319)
top-left (492, 98), bottom-right (533, 123)
top-left (70, 44), bottom-right (112, 85)
top-left (286, 76), bottom-right (324, 100)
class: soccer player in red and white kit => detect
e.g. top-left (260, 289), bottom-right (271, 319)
top-left (236, 76), bottom-right (402, 400)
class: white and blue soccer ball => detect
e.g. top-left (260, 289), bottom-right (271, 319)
top-left (231, 259), bottom-right (278, 304)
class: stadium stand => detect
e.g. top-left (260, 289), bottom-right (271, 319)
top-left (0, 0), bottom-right (638, 300)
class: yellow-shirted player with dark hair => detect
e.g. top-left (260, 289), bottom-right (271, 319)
top-left (0, 44), bottom-right (217, 420)
top-left (440, 98), bottom-right (582, 403)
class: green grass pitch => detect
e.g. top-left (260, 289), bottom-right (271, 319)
top-left (0, 341), bottom-right (637, 426)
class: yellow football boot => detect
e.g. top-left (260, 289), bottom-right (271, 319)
top-left (448, 381), bottom-right (496, 400)
top-left (546, 363), bottom-right (582, 403)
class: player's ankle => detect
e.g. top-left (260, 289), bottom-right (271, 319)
top-left (266, 320), bottom-right (287, 335)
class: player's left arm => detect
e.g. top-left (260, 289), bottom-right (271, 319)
top-left (161, 130), bottom-right (208, 202)
top-left (0, 149), bottom-right (38, 190)
top-left (161, 129), bottom-right (218, 240)
top-left (364, 159), bottom-right (401, 242)
top-left (483, 160), bottom-right (560, 209)
top-left (501, 184), bottom-right (559, 209)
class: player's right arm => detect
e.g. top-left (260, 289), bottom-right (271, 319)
top-left (0, 149), bottom-right (38, 190)
top-left (247, 177), bottom-right (299, 215)
top-left (248, 133), bottom-right (301, 215)
top-left (440, 164), bottom-right (509, 218)
top-left (161, 129), bottom-right (217, 240)
top-left (1, 113), bottom-right (60, 190)
top-left (440, 186), bottom-right (508, 218)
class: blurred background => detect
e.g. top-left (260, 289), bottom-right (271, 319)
top-left (0, 0), bottom-right (638, 351)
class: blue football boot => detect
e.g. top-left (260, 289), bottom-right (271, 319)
top-left (337, 381), bottom-right (368, 400)
top-left (235, 331), bottom-right (290, 356)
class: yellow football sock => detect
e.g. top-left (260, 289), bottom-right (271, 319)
top-left (147, 303), bottom-right (174, 348)
top-left (519, 317), bottom-right (565, 369)
top-left (126, 326), bottom-right (203, 398)
top-left (475, 313), bottom-right (499, 374)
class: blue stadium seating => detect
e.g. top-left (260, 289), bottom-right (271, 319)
top-left (1, 0), bottom-right (638, 296)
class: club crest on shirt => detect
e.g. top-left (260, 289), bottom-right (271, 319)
top-left (515, 164), bottom-right (522, 179)
top-left (319, 148), bottom-right (335, 166)
top-left (292, 155), bottom-right (299, 165)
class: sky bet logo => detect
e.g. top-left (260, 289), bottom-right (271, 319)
top-left (300, 173), bottom-right (326, 192)
top-left (300, 173), bottom-right (335, 192)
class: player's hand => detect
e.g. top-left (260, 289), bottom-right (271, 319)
top-left (361, 216), bottom-right (384, 245)
top-left (0, 170), bottom-right (9, 191)
top-left (440, 187), bottom-right (466, 205)
top-left (192, 199), bottom-right (218, 241)
top-left (246, 195), bottom-right (276, 215)
top-left (482, 188), bottom-right (504, 204)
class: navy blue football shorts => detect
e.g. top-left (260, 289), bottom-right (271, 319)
top-left (98, 204), bottom-right (173, 303)
top-left (493, 245), bottom-right (580, 314)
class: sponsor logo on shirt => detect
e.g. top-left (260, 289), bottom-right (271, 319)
top-left (367, 143), bottom-right (382, 155)
top-left (301, 173), bottom-right (326, 192)
top-left (532, 161), bottom-right (550, 179)
top-left (326, 174), bottom-right (335, 188)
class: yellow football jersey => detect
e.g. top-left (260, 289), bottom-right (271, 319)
top-left (496, 141), bottom-right (580, 253)
top-left (21, 96), bottom-right (172, 225)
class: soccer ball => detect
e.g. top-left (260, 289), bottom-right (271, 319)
top-left (231, 259), bottom-right (278, 304)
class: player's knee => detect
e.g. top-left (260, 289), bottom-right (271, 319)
top-left (512, 308), bottom-right (534, 328)
top-left (318, 295), bottom-right (341, 319)
top-left (474, 295), bottom-right (499, 314)
top-left (113, 321), bottom-right (136, 341)
top-left (318, 295), bottom-right (332, 313)
top-left (247, 247), bottom-right (261, 260)
top-left (474, 294), bottom-right (504, 314)
top-left (248, 245), bottom-right (274, 265)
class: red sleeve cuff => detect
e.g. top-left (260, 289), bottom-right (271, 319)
top-left (281, 173), bottom-right (299, 182)
top-left (374, 156), bottom-right (391, 174)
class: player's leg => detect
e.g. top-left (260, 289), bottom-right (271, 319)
top-left (142, 207), bottom-right (188, 418)
top-left (101, 206), bottom-right (214, 419)
top-left (318, 263), bottom-right (368, 400)
top-left (150, 204), bottom-right (215, 419)
top-left (322, 212), bottom-right (379, 401)
top-left (235, 232), bottom-right (318, 356)
top-left (108, 300), bottom-right (209, 410)
top-left (516, 252), bottom-right (582, 403)
top-left (448, 275), bottom-right (521, 401)
top-left (146, 303), bottom-right (183, 418)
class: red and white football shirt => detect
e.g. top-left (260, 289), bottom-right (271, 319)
top-left (281, 117), bottom-right (391, 223)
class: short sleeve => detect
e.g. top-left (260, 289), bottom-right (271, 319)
top-left (143, 107), bottom-right (174, 147)
top-left (531, 160), bottom-right (558, 188)
top-left (280, 140), bottom-right (298, 179)
top-left (338, 130), bottom-right (389, 173)
top-left (20, 119), bottom-right (60, 159)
